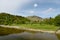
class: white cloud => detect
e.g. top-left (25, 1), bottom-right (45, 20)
top-left (0, 0), bottom-right (31, 13)
top-left (42, 8), bottom-right (55, 13)
top-left (34, 3), bottom-right (38, 8)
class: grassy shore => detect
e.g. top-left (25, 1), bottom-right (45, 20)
top-left (0, 24), bottom-right (59, 35)
top-left (16, 24), bottom-right (58, 31)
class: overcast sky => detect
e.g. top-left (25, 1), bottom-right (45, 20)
top-left (0, 0), bottom-right (60, 18)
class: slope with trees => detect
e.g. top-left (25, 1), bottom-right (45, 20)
top-left (0, 13), bottom-right (30, 25)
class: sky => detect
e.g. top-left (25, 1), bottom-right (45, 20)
top-left (0, 0), bottom-right (60, 18)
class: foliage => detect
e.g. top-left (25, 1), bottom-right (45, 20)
top-left (0, 12), bottom-right (60, 27)
top-left (43, 17), bottom-right (54, 25)
top-left (0, 13), bottom-right (30, 25)
top-left (54, 14), bottom-right (60, 26)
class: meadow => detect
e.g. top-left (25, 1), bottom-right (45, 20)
top-left (12, 24), bottom-right (59, 31)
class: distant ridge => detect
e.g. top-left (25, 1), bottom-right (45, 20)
top-left (26, 15), bottom-right (42, 22)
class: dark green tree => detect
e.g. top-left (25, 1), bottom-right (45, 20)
top-left (54, 14), bottom-right (60, 26)
top-left (0, 13), bottom-right (30, 25)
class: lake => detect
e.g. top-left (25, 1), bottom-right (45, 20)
top-left (0, 32), bottom-right (59, 40)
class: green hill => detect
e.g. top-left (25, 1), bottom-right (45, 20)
top-left (0, 13), bottom-right (30, 25)
top-left (26, 16), bottom-right (42, 22)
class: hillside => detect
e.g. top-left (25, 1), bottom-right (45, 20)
top-left (26, 16), bottom-right (42, 22)
top-left (0, 13), bottom-right (30, 25)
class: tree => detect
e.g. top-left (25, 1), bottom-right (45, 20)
top-left (0, 13), bottom-right (30, 25)
top-left (42, 17), bottom-right (54, 25)
top-left (54, 14), bottom-right (60, 26)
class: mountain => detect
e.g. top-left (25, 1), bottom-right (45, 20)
top-left (0, 13), bottom-right (30, 25)
top-left (26, 15), bottom-right (42, 22)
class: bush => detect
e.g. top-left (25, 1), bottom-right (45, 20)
top-left (54, 14), bottom-right (60, 26)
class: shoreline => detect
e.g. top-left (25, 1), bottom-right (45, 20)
top-left (0, 25), bottom-right (60, 34)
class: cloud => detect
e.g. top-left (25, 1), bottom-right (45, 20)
top-left (34, 3), bottom-right (38, 8)
top-left (41, 8), bottom-right (55, 13)
top-left (0, 0), bottom-right (31, 13)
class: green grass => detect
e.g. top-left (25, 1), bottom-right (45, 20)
top-left (17, 24), bottom-right (58, 31)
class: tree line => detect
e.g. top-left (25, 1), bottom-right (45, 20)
top-left (0, 13), bottom-right (60, 26)
top-left (0, 13), bottom-right (30, 25)
top-left (40, 14), bottom-right (60, 26)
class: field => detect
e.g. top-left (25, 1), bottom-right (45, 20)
top-left (13, 24), bottom-right (59, 31)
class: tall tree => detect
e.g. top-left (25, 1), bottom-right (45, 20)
top-left (54, 14), bottom-right (60, 26)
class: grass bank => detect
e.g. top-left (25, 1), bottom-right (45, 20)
top-left (16, 24), bottom-right (58, 31)
top-left (0, 24), bottom-right (59, 36)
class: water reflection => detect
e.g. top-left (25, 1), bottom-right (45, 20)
top-left (0, 32), bottom-right (58, 40)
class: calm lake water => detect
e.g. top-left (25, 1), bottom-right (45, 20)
top-left (0, 32), bottom-right (59, 40)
